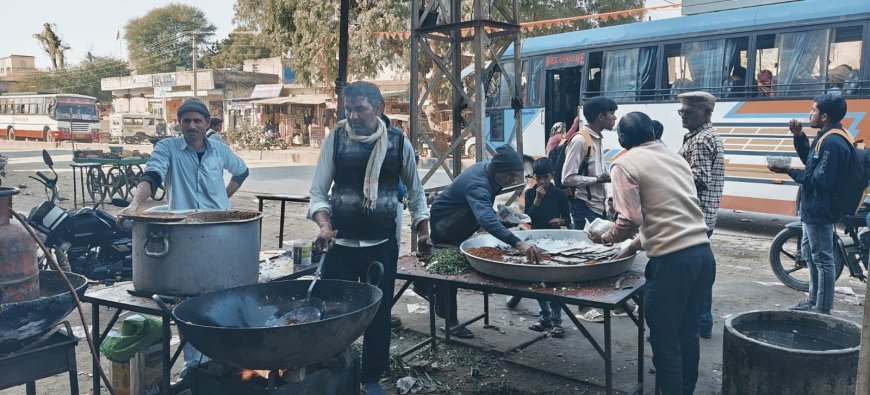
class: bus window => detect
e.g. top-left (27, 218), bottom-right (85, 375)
top-left (586, 51), bottom-right (603, 98)
top-left (756, 29), bottom-right (830, 97)
top-left (492, 62), bottom-right (516, 108)
top-left (527, 57), bottom-right (545, 107)
top-left (827, 25), bottom-right (863, 95)
top-left (601, 46), bottom-right (657, 103)
top-left (662, 37), bottom-right (748, 99)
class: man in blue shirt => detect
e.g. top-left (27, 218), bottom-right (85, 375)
top-left (121, 99), bottom-right (249, 213)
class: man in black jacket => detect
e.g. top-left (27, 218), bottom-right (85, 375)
top-left (769, 94), bottom-right (851, 315)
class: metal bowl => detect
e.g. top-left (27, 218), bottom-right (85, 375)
top-left (0, 271), bottom-right (88, 350)
top-left (459, 229), bottom-right (636, 283)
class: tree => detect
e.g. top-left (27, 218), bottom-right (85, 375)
top-left (203, 30), bottom-right (274, 70)
top-left (233, 0), bottom-right (407, 86)
top-left (124, 4), bottom-right (216, 74)
top-left (14, 55), bottom-right (131, 101)
top-left (33, 23), bottom-right (70, 70)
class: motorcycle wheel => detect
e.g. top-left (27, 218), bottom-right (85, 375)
top-left (769, 227), bottom-right (845, 292)
top-left (37, 247), bottom-right (70, 272)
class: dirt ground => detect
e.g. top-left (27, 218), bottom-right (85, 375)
top-left (1, 142), bottom-right (866, 394)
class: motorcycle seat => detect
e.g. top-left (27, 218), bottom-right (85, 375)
top-left (842, 214), bottom-right (867, 228)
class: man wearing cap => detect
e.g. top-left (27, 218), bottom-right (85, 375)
top-left (119, 98), bottom-right (249, 388)
top-left (416, 145), bottom-right (544, 338)
top-left (676, 91), bottom-right (724, 339)
top-left (122, 98), bottom-right (249, 214)
top-left (206, 117), bottom-right (224, 142)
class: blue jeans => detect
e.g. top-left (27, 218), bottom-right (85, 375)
top-left (537, 300), bottom-right (562, 326)
top-left (698, 228), bottom-right (715, 335)
top-left (801, 222), bottom-right (835, 311)
top-left (571, 199), bottom-right (602, 230)
top-left (645, 243), bottom-right (716, 395)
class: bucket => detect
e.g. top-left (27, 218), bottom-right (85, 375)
top-left (722, 310), bottom-right (860, 395)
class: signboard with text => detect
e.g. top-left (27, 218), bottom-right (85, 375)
top-left (545, 52), bottom-right (585, 70)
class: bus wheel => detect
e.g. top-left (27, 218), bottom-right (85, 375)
top-left (44, 127), bottom-right (53, 142)
top-left (467, 143), bottom-right (476, 159)
top-left (7, 127), bottom-right (15, 141)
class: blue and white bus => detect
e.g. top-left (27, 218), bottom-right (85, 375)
top-left (483, 0), bottom-right (869, 215)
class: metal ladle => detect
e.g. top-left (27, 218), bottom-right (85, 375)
top-left (265, 253), bottom-right (327, 326)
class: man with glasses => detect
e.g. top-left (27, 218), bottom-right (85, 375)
top-left (677, 91), bottom-right (725, 339)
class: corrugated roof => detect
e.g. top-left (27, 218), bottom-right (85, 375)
top-left (506, 0), bottom-right (869, 57)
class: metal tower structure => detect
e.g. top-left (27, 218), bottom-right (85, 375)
top-left (410, 0), bottom-right (523, 185)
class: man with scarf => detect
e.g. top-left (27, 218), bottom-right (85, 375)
top-left (308, 81), bottom-right (433, 395)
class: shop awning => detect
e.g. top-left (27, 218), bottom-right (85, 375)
top-left (248, 84), bottom-right (284, 99)
top-left (251, 94), bottom-right (332, 106)
top-left (382, 90), bottom-right (408, 98)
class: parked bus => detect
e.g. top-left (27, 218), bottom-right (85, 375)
top-left (109, 113), bottom-right (163, 144)
top-left (483, 0), bottom-right (869, 216)
top-left (0, 93), bottom-right (101, 142)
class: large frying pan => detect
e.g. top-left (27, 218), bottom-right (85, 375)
top-left (0, 271), bottom-right (89, 351)
top-left (154, 262), bottom-right (383, 370)
top-left (461, 229), bottom-right (636, 283)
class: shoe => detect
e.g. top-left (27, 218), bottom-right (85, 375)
top-left (576, 308), bottom-right (604, 323)
top-left (506, 295), bottom-right (522, 309)
top-left (440, 326), bottom-right (475, 338)
top-left (788, 300), bottom-right (815, 311)
top-left (549, 325), bottom-right (565, 338)
top-left (362, 382), bottom-right (386, 395)
top-left (529, 319), bottom-right (553, 332)
top-left (170, 376), bottom-right (191, 393)
top-left (390, 315), bottom-right (402, 329)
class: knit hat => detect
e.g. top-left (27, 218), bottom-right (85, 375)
top-left (490, 145), bottom-right (523, 173)
top-left (176, 98), bottom-right (210, 120)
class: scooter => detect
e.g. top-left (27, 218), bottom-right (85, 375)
top-left (768, 205), bottom-right (870, 291)
top-left (26, 150), bottom-right (133, 281)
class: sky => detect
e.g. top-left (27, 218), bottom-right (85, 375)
top-left (0, 0), bottom-right (236, 69)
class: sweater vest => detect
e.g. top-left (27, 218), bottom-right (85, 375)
top-left (613, 142), bottom-right (710, 257)
top-left (330, 126), bottom-right (404, 240)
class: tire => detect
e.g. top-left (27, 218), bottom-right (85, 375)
top-left (467, 143), bottom-right (476, 159)
top-left (43, 127), bottom-right (53, 142)
top-left (38, 247), bottom-right (70, 272)
top-left (769, 227), bottom-right (846, 292)
top-left (7, 127), bottom-right (15, 141)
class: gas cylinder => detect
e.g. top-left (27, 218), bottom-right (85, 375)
top-left (0, 187), bottom-right (39, 303)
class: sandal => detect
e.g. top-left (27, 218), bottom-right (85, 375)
top-left (576, 309), bottom-right (604, 323)
top-left (529, 319), bottom-right (553, 332)
top-left (550, 326), bottom-right (565, 338)
top-left (613, 304), bottom-right (639, 317)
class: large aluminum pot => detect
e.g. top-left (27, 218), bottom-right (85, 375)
top-left (132, 210), bottom-right (262, 296)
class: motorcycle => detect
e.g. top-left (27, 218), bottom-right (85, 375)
top-left (768, 205), bottom-right (870, 291)
top-left (26, 149), bottom-right (133, 282)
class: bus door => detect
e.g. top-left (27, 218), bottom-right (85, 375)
top-left (544, 66), bottom-right (582, 142)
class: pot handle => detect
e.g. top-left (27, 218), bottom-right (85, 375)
top-left (143, 231), bottom-right (170, 258)
top-left (366, 261), bottom-right (384, 287)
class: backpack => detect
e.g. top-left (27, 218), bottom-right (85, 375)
top-left (550, 131), bottom-right (593, 197)
top-left (815, 128), bottom-right (870, 217)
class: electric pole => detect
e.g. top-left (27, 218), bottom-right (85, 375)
top-left (191, 32), bottom-right (198, 99)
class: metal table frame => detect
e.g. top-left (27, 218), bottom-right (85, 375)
top-left (392, 257), bottom-right (646, 395)
top-left (69, 162), bottom-right (103, 209)
top-left (255, 194), bottom-right (309, 249)
top-left (81, 257), bottom-right (318, 395)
